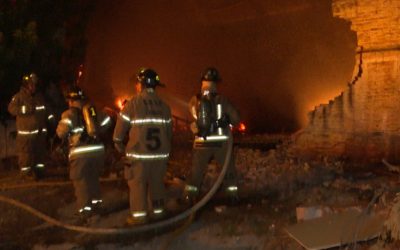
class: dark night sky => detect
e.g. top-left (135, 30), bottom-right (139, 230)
top-left (82, 0), bottom-right (356, 133)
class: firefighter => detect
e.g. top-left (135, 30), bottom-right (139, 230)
top-left (113, 68), bottom-right (172, 225)
top-left (56, 86), bottom-right (111, 219)
top-left (184, 67), bottom-right (240, 202)
top-left (8, 73), bottom-right (55, 180)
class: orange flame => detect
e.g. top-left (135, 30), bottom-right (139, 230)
top-left (77, 64), bottom-right (84, 81)
top-left (116, 98), bottom-right (126, 110)
top-left (238, 122), bottom-right (246, 133)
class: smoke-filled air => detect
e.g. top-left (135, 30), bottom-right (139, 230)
top-left (82, 0), bottom-right (356, 133)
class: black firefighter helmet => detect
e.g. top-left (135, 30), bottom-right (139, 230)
top-left (136, 68), bottom-right (165, 88)
top-left (65, 85), bottom-right (85, 100)
top-left (200, 67), bottom-right (221, 82)
top-left (22, 72), bottom-right (38, 86)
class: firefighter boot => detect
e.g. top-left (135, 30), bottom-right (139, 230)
top-left (33, 166), bottom-right (45, 181)
top-left (91, 199), bottom-right (105, 216)
top-left (151, 200), bottom-right (166, 221)
top-left (225, 185), bottom-right (239, 205)
top-left (74, 206), bottom-right (93, 225)
top-left (126, 211), bottom-right (148, 226)
top-left (180, 184), bottom-right (199, 208)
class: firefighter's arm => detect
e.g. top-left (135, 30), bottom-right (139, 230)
top-left (188, 96), bottom-right (198, 120)
top-left (46, 108), bottom-right (56, 122)
top-left (113, 103), bottom-right (131, 153)
top-left (44, 101), bottom-right (57, 130)
top-left (56, 111), bottom-right (73, 139)
top-left (98, 109), bottom-right (112, 132)
top-left (222, 97), bottom-right (240, 126)
top-left (8, 94), bottom-right (34, 116)
top-left (190, 122), bottom-right (199, 135)
top-left (188, 96), bottom-right (199, 134)
top-left (45, 100), bottom-right (56, 122)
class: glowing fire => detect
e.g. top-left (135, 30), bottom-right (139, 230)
top-left (116, 98), bottom-right (127, 110)
top-left (77, 64), bottom-right (84, 80)
top-left (238, 122), bottom-right (246, 133)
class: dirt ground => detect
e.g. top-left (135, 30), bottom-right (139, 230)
top-left (1, 135), bottom-right (400, 250)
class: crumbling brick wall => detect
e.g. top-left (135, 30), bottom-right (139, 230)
top-left (295, 0), bottom-right (400, 164)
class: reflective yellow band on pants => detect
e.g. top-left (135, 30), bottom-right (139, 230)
top-left (126, 152), bottom-right (169, 160)
top-left (79, 206), bottom-right (92, 213)
top-left (69, 144), bottom-right (105, 158)
top-left (226, 186), bottom-right (238, 192)
top-left (21, 167), bottom-right (31, 172)
top-left (185, 185), bottom-right (198, 193)
top-left (154, 208), bottom-right (163, 214)
top-left (132, 211), bottom-right (147, 218)
top-left (36, 164), bottom-right (45, 168)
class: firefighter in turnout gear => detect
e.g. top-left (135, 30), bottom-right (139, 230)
top-left (56, 86), bottom-right (111, 218)
top-left (8, 73), bottom-right (55, 179)
top-left (113, 68), bottom-right (172, 225)
top-left (184, 67), bottom-right (240, 202)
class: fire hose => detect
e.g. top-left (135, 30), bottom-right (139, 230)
top-left (0, 177), bottom-right (120, 190)
top-left (0, 136), bottom-right (233, 235)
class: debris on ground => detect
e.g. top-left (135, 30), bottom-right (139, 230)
top-left (286, 208), bottom-right (385, 250)
top-left (2, 134), bottom-right (400, 249)
top-left (214, 205), bottom-right (227, 213)
top-left (383, 193), bottom-right (400, 242)
top-left (296, 206), bottom-right (332, 222)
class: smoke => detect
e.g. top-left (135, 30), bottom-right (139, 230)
top-left (83, 0), bottom-right (356, 133)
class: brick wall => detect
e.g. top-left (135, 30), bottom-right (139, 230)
top-left (333, 0), bottom-right (400, 50)
top-left (295, 0), bottom-right (400, 164)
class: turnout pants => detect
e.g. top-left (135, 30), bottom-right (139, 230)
top-left (125, 159), bottom-right (168, 217)
top-left (187, 142), bottom-right (237, 191)
top-left (17, 133), bottom-right (47, 176)
top-left (69, 152), bottom-right (103, 211)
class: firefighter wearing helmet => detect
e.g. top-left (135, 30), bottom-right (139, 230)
top-left (56, 86), bottom-right (111, 220)
top-left (8, 73), bottom-right (55, 180)
top-left (184, 67), bottom-right (240, 202)
top-left (113, 68), bottom-right (172, 225)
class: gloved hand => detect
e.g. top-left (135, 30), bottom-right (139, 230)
top-left (114, 142), bottom-right (126, 154)
top-left (190, 122), bottom-right (199, 135)
top-left (215, 114), bottom-right (230, 128)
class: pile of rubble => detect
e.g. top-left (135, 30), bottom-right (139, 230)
top-left (383, 193), bottom-right (400, 242)
top-left (234, 143), bottom-right (336, 198)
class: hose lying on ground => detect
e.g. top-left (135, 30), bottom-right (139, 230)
top-left (0, 177), bottom-right (121, 191)
top-left (0, 136), bottom-right (233, 235)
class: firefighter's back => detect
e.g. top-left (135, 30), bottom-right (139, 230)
top-left (126, 90), bottom-right (172, 159)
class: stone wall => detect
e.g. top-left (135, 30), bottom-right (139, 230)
top-left (295, 0), bottom-right (400, 164)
